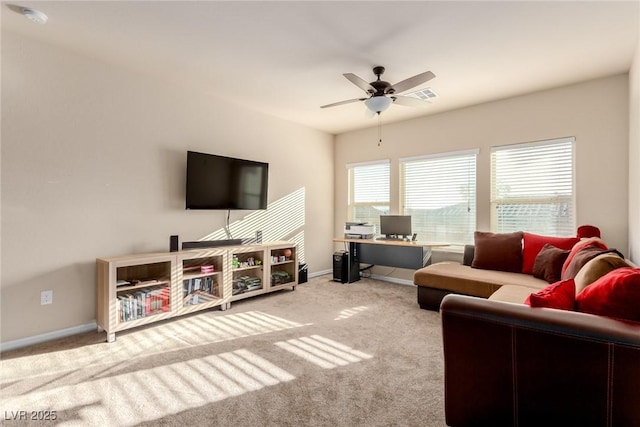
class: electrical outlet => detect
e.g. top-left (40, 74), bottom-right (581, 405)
top-left (41, 290), bottom-right (53, 305)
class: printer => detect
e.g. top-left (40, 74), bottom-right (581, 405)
top-left (343, 222), bottom-right (375, 239)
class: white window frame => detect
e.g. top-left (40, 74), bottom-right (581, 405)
top-left (346, 160), bottom-right (390, 230)
top-left (490, 137), bottom-right (576, 236)
top-left (400, 149), bottom-right (478, 245)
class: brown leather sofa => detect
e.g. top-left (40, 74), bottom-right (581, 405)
top-left (440, 294), bottom-right (640, 427)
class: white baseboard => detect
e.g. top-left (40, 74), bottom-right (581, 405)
top-left (1, 322), bottom-right (97, 353)
top-left (309, 269), bottom-right (332, 278)
top-left (367, 274), bottom-right (415, 286)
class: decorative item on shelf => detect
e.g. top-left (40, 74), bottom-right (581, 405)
top-left (200, 265), bottom-right (214, 274)
top-left (255, 258), bottom-right (262, 265)
top-left (283, 249), bottom-right (292, 258)
top-left (247, 257), bottom-right (255, 266)
top-left (279, 255), bottom-right (286, 262)
top-left (232, 255), bottom-right (239, 268)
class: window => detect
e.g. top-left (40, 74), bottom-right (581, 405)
top-left (491, 137), bottom-right (575, 236)
top-left (347, 160), bottom-right (390, 230)
top-left (400, 150), bottom-right (477, 244)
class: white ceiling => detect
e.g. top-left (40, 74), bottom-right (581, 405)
top-left (3, 1), bottom-right (639, 135)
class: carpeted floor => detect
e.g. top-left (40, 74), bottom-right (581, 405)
top-left (1, 276), bottom-right (446, 426)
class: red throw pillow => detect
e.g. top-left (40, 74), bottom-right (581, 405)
top-left (522, 233), bottom-right (579, 275)
top-left (561, 237), bottom-right (608, 279)
top-left (471, 231), bottom-right (523, 273)
top-left (575, 268), bottom-right (640, 322)
top-left (525, 279), bottom-right (576, 311)
top-left (577, 225), bottom-right (601, 239)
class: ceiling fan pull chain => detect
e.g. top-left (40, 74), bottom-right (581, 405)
top-left (378, 112), bottom-right (382, 147)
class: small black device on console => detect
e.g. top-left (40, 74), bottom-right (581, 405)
top-left (379, 215), bottom-right (412, 240)
top-left (182, 239), bottom-right (243, 250)
top-left (170, 235), bottom-right (179, 252)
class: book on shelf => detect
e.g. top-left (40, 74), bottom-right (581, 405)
top-left (271, 270), bottom-right (292, 285)
top-left (232, 275), bottom-right (263, 294)
top-left (183, 276), bottom-right (220, 305)
top-left (117, 286), bottom-right (170, 323)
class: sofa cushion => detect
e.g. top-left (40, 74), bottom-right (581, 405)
top-left (522, 233), bottom-right (579, 275)
top-left (471, 231), bottom-right (523, 273)
top-left (489, 285), bottom-right (536, 304)
top-left (532, 244), bottom-right (570, 283)
top-left (415, 262), bottom-right (547, 299)
top-left (576, 268), bottom-right (640, 322)
top-left (574, 252), bottom-right (631, 294)
top-left (561, 237), bottom-right (608, 279)
top-left (525, 279), bottom-right (576, 310)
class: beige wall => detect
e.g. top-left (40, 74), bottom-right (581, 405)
top-left (335, 75), bottom-right (630, 281)
top-left (1, 32), bottom-right (334, 344)
top-left (629, 31), bottom-right (640, 264)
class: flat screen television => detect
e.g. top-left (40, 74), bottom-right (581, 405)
top-left (186, 151), bottom-right (269, 210)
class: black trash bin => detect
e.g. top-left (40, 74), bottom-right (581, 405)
top-left (298, 263), bottom-right (308, 284)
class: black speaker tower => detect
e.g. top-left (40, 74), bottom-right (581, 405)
top-left (333, 251), bottom-right (359, 283)
top-left (170, 235), bottom-right (179, 252)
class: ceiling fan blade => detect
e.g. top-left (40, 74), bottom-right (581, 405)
top-left (343, 73), bottom-right (376, 94)
top-left (388, 71), bottom-right (435, 94)
top-left (392, 95), bottom-right (431, 108)
top-left (320, 98), bottom-right (367, 109)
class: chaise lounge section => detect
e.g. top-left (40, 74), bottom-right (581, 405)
top-left (414, 255), bottom-right (548, 310)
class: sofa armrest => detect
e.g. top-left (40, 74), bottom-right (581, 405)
top-left (462, 245), bottom-right (474, 266)
top-left (440, 294), bottom-right (640, 427)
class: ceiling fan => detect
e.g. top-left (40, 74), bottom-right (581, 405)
top-left (320, 66), bottom-right (435, 115)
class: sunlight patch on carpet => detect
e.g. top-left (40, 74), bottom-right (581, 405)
top-left (1, 311), bottom-right (310, 381)
top-left (334, 305), bottom-right (369, 320)
top-left (274, 335), bottom-right (373, 369)
top-left (1, 349), bottom-right (295, 426)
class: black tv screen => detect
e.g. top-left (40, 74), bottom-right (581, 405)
top-left (186, 151), bottom-right (269, 210)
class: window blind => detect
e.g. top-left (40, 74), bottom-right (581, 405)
top-left (491, 137), bottom-right (575, 236)
top-left (347, 161), bottom-right (390, 228)
top-left (400, 150), bottom-right (477, 244)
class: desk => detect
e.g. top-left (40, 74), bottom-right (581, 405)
top-left (333, 238), bottom-right (448, 283)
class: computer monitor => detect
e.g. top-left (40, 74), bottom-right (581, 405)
top-left (379, 215), bottom-right (412, 238)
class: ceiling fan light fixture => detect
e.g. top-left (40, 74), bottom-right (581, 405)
top-left (365, 96), bottom-right (392, 113)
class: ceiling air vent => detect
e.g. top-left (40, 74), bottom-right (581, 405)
top-left (405, 87), bottom-right (438, 100)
